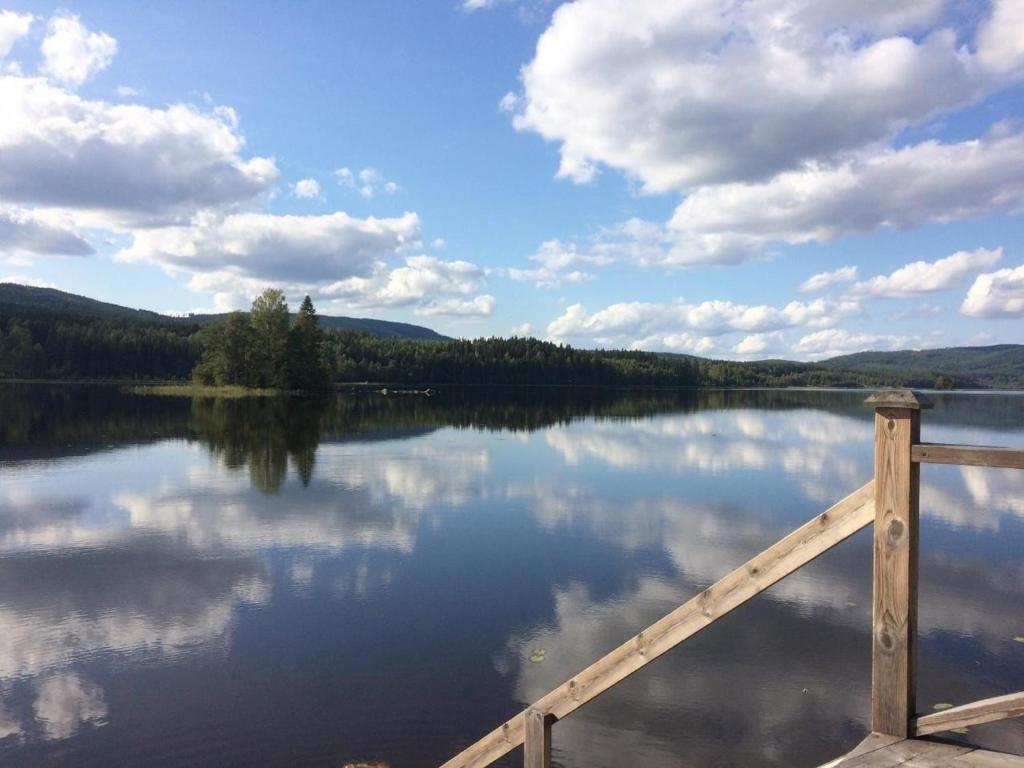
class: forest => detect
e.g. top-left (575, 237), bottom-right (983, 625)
top-left (2, 288), bottom-right (1022, 389)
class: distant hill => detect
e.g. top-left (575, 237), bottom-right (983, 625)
top-left (659, 343), bottom-right (1024, 390)
top-left (2, 282), bottom-right (1021, 389)
top-left (817, 345), bottom-right (1024, 390)
top-left (0, 283), bottom-right (448, 341)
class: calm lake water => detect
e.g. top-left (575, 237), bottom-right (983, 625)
top-left (1, 385), bottom-right (1023, 767)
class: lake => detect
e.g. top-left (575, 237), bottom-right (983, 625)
top-left (1, 385), bottom-right (1023, 767)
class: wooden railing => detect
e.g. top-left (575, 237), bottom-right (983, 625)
top-left (441, 390), bottom-right (1024, 767)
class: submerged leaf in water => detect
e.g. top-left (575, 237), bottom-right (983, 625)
top-left (529, 648), bottom-right (546, 663)
top-left (933, 702), bottom-right (954, 710)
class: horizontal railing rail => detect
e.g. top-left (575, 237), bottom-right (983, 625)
top-left (441, 390), bottom-right (1024, 767)
top-left (912, 443), bottom-right (1024, 469)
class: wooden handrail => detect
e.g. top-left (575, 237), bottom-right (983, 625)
top-left (441, 481), bottom-right (876, 768)
top-left (912, 691), bottom-right (1024, 737)
top-left (441, 390), bottom-right (1024, 767)
top-left (912, 443), bottom-right (1024, 469)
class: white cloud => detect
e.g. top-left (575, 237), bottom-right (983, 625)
top-left (547, 297), bottom-right (859, 348)
top-left (372, 255), bottom-right (484, 304)
top-left (0, 275), bottom-right (58, 289)
top-left (291, 178), bottom-right (322, 199)
top-left (0, 74), bottom-right (278, 227)
top-left (506, 238), bottom-right (609, 286)
top-left (321, 254), bottom-right (493, 316)
top-left (734, 332), bottom-right (786, 357)
top-left (114, 84), bottom-right (142, 97)
top-left (512, 322), bottom-right (533, 336)
top-left (118, 210), bottom-right (420, 284)
top-left (961, 264), bottom-right (1024, 318)
top-left (665, 135), bottom-right (1024, 264)
top-left (0, 10), bottom-right (32, 58)
top-left (510, 0), bottom-right (1019, 192)
top-left (795, 328), bottom-right (911, 359)
top-left (505, 1), bottom-right (1024, 266)
top-left (417, 294), bottom-right (495, 317)
top-left (850, 247), bottom-right (1003, 298)
top-left (0, 208), bottom-right (94, 257)
top-left (977, 0), bottom-right (1024, 74)
top-left (335, 166), bottom-right (400, 198)
top-left (799, 266), bottom-right (858, 293)
top-left (40, 14), bottom-right (117, 87)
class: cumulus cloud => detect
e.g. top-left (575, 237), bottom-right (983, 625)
top-left (417, 294), bottom-right (495, 317)
top-left (961, 264), bottom-right (1024, 318)
top-left (795, 328), bottom-right (911, 359)
top-left (0, 10), bottom-right (32, 58)
top-left (40, 14), bottom-right (117, 87)
top-left (0, 209), bottom-right (94, 257)
top-left (0, 275), bottom-right (58, 289)
top-left (0, 74), bottom-right (278, 227)
top-left (504, 0), bottom-right (1024, 266)
top-left (322, 254), bottom-right (495, 317)
top-left (799, 266), bottom-right (858, 293)
top-left (291, 178), bottom-right (322, 199)
top-left (335, 166), bottom-right (399, 198)
top-left (509, 0), bottom-right (1020, 192)
top-left (849, 248), bottom-right (1003, 298)
top-left (546, 297), bottom-right (859, 349)
top-left (505, 239), bottom-right (609, 286)
top-left (734, 332), bottom-right (786, 357)
top-left (665, 135), bottom-right (1024, 264)
top-left (118, 210), bottom-right (420, 283)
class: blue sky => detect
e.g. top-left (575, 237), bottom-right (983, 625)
top-left (0, 0), bottom-right (1022, 359)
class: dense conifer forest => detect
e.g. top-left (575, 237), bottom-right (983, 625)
top-left (2, 285), bottom-right (1022, 389)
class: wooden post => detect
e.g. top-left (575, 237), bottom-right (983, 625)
top-left (524, 709), bottom-right (554, 768)
top-left (864, 389), bottom-right (929, 736)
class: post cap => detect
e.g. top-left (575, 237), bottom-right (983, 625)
top-left (864, 389), bottom-right (933, 409)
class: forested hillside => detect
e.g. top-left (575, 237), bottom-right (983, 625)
top-left (1, 283), bottom-right (1022, 389)
top-left (0, 283), bottom-right (447, 340)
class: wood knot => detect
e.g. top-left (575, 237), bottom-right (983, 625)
top-left (887, 419), bottom-right (895, 431)
top-left (636, 632), bottom-right (646, 656)
top-left (887, 518), bottom-right (905, 542)
top-left (878, 629), bottom-right (894, 651)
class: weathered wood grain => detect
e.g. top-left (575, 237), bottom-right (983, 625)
top-left (913, 691), bottom-right (1024, 737)
top-left (523, 709), bottom-right (553, 768)
top-left (440, 482), bottom-right (876, 768)
top-left (870, 405), bottom-right (920, 737)
top-left (912, 444), bottom-right (1024, 470)
top-left (817, 733), bottom-right (905, 766)
top-left (864, 390), bottom-right (932, 410)
top-left (952, 751), bottom-right (1024, 767)
top-left (836, 738), bottom-right (972, 767)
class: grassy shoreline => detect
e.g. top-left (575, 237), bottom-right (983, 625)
top-left (126, 383), bottom-right (281, 398)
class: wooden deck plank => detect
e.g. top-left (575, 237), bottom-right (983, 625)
top-left (827, 739), bottom-right (1024, 768)
top-left (837, 740), bottom-right (972, 767)
top-left (951, 751), bottom-right (1024, 767)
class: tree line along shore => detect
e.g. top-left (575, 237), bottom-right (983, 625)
top-left (2, 288), bottom-right (1022, 390)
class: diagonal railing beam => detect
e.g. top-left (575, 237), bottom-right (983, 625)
top-left (442, 481), bottom-right (876, 768)
top-left (913, 691), bottom-right (1024, 737)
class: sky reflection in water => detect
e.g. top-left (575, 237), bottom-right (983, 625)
top-left (0, 386), bottom-right (1022, 767)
